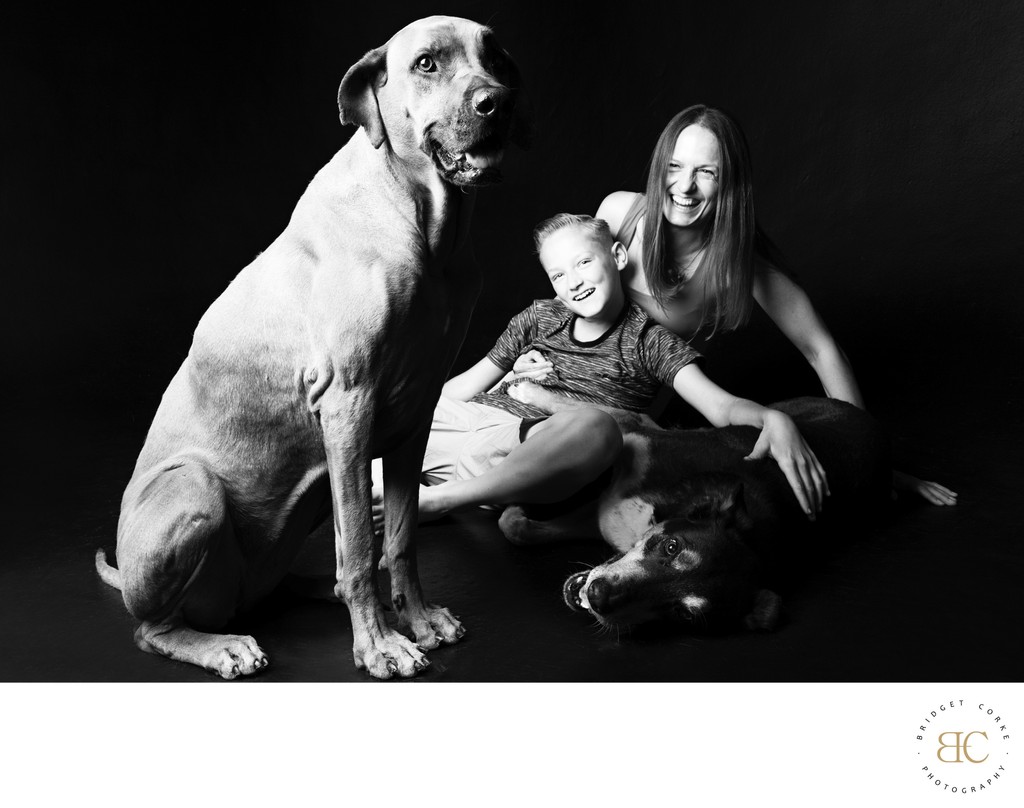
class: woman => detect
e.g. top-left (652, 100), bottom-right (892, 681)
top-left (521, 104), bottom-right (955, 505)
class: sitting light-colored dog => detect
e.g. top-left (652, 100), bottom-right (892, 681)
top-left (95, 16), bottom-right (525, 680)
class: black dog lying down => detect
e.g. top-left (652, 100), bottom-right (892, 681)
top-left (498, 397), bottom-right (890, 632)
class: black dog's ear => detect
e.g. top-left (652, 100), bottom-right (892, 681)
top-left (717, 481), bottom-right (745, 522)
top-left (743, 589), bottom-right (782, 632)
top-left (338, 47), bottom-right (388, 148)
top-left (686, 480), bottom-right (745, 524)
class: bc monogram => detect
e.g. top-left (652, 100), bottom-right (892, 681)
top-left (936, 731), bottom-right (988, 763)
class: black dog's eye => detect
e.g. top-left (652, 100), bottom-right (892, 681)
top-left (663, 539), bottom-right (680, 556)
top-left (416, 55), bottom-right (436, 72)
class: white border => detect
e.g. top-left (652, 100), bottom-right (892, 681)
top-left (1, 683), bottom-right (1020, 806)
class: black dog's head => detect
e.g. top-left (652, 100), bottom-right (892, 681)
top-left (337, 16), bottom-right (529, 186)
top-left (563, 477), bottom-right (782, 632)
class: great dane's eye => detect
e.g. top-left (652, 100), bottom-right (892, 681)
top-left (416, 55), bottom-right (436, 73)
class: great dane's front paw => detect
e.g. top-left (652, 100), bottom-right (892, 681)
top-left (203, 634), bottom-right (269, 680)
top-left (354, 629), bottom-right (430, 680)
top-left (402, 604), bottom-right (465, 650)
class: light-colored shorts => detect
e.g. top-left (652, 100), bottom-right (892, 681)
top-left (421, 396), bottom-right (537, 485)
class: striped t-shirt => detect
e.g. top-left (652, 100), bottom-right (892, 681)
top-left (470, 299), bottom-right (701, 419)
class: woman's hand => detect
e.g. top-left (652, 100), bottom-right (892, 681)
top-left (745, 410), bottom-right (830, 519)
top-left (512, 350), bottom-right (554, 382)
top-left (892, 470), bottom-right (958, 505)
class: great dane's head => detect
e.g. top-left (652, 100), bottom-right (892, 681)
top-left (563, 477), bottom-right (783, 633)
top-left (338, 15), bottom-right (528, 186)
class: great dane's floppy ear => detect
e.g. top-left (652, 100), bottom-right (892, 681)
top-left (338, 47), bottom-right (388, 148)
top-left (744, 589), bottom-right (782, 631)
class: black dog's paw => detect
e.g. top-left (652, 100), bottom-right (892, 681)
top-left (743, 589), bottom-right (782, 631)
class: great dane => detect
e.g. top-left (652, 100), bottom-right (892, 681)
top-left (96, 16), bottom-right (526, 679)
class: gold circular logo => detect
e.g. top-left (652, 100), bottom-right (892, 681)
top-left (916, 699), bottom-right (1012, 795)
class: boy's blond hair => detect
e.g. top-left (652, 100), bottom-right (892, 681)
top-left (532, 213), bottom-right (613, 254)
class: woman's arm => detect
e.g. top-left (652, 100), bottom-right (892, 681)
top-left (752, 268), bottom-right (865, 406)
top-left (671, 364), bottom-right (828, 518)
top-left (752, 268), bottom-right (957, 505)
top-left (442, 357), bottom-right (509, 401)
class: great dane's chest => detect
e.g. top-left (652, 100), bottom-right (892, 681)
top-left (367, 267), bottom-right (475, 446)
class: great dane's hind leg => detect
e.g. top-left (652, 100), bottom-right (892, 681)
top-left (117, 458), bottom-right (265, 679)
top-left (135, 619), bottom-right (268, 680)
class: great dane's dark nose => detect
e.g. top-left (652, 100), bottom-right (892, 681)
top-left (472, 86), bottom-right (501, 117)
top-left (587, 577), bottom-right (611, 615)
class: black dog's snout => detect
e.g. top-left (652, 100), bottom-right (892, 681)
top-left (586, 578), bottom-right (611, 615)
top-left (472, 86), bottom-right (503, 117)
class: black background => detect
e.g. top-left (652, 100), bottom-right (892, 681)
top-left (6, 0), bottom-right (1023, 420)
top-left (2, 1), bottom-right (1022, 681)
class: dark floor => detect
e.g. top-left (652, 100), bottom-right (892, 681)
top-left (3, 375), bottom-right (1022, 683)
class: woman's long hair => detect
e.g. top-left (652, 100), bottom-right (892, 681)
top-left (642, 105), bottom-right (777, 336)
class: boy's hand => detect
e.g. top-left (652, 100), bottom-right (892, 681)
top-left (507, 378), bottom-right (552, 409)
top-left (512, 350), bottom-right (554, 382)
top-left (745, 410), bottom-right (830, 520)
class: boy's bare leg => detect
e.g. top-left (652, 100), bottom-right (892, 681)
top-left (417, 409), bottom-right (622, 520)
top-left (371, 458), bottom-right (385, 535)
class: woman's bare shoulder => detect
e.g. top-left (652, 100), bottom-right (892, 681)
top-left (596, 190), bottom-right (642, 233)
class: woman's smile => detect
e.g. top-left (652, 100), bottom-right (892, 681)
top-left (670, 194), bottom-right (701, 210)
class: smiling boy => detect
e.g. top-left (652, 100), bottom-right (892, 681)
top-left (404, 213), bottom-right (827, 523)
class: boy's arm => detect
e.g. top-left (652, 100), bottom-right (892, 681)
top-left (442, 357), bottom-right (509, 401)
top-left (671, 364), bottom-right (829, 519)
top-left (447, 303), bottom-right (537, 400)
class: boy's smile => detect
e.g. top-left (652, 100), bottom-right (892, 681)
top-left (539, 226), bottom-right (628, 328)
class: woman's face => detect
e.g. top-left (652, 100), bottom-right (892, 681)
top-left (662, 124), bottom-right (721, 231)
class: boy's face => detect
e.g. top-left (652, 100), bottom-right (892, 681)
top-left (539, 226), bottom-right (627, 321)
